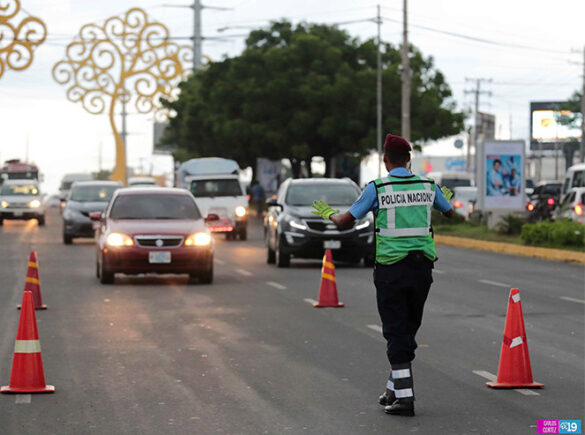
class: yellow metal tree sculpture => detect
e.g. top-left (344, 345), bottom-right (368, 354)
top-left (0, 0), bottom-right (46, 79)
top-left (52, 8), bottom-right (191, 184)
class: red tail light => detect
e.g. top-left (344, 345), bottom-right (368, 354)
top-left (575, 203), bottom-right (583, 216)
top-left (547, 197), bottom-right (555, 206)
top-left (453, 200), bottom-right (463, 208)
top-left (526, 203), bottom-right (535, 211)
top-left (247, 194), bottom-right (251, 201)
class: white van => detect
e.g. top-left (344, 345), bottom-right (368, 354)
top-left (185, 173), bottom-right (249, 240)
top-left (561, 163), bottom-right (585, 200)
top-left (426, 171), bottom-right (474, 190)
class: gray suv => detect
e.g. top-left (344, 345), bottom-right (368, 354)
top-left (62, 181), bottom-right (121, 244)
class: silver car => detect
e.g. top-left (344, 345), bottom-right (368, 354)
top-left (554, 187), bottom-right (585, 224)
top-left (452, 186), bottom-right (477, 219)
top-left (0, 180), bottom-right (45, 226)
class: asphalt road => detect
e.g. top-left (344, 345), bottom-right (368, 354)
top-left (0, 210), bottom-right (583, 435)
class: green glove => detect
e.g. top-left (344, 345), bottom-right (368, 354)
top-left (441, 185), bottom-right (454, 201)
top-left (311, 200), bottom-right (339, 220)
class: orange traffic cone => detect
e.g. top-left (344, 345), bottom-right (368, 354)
top-left (486, 288), bottom-right (543, 389)
top-left (18, 252), bottom-right (47, 310)
top-left (314, 250), bottom-right (344, 308)
top-left (1, 291), bottom-right (55, 394)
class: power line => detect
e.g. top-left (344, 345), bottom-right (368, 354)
top-left (381, 16), bottom-right (570, 56)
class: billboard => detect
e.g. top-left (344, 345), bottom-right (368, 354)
top-left (482, 140), bottom-right (524, 210)
top-left (530, 101), bottom-right (582, 151)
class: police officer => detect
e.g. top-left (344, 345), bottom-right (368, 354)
top-left (312, 133), bottom-right (453, 417)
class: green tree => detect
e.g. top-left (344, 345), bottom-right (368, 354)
top-left (161, 21), bottom-right (464, 178)
top-left (559, 92), bottom-right (582, 169)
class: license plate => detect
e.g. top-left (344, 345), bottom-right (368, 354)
top-left (323, 240), bottom-right (341, 250)
top-left (149, 251), bottom-right (171, 263)
top-left (13, 211), bottom-right (22, 217)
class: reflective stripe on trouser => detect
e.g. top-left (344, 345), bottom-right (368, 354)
top-left (391, 362), bottom-right (414, 401)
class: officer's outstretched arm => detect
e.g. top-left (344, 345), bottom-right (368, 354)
top-left (330, 211), bottom-right (356, 228)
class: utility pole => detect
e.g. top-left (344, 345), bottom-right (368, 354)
top-left (464, 78), bottom-right (492, 176)
top-left (401, 0), bottom-right (411, 141)
top-left (376, 4), bottom-right (383, 178)
top-left (165, 1), bottom-right (231, 71)
top-left (193, 0), bottom-right (202, 70)
top-left (581, 45), bottom-right (585, 162)
top-left (121, 95), bottom-right (128, 185)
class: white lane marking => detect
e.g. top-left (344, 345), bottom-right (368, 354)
top-left (367, 324), bottom-right (383, 333)
top-left (266, 281), bottom-right (287, 290)
top-left (473, 370), bottom-right (497, 382)
top-left (215, 259), bottom-right (226, 265)
top-left (15, 394), bottom-right (31, 404)
top-left (515, 389), bottom-right (540, 396)
top-left (304, 298), bottom-right (318, 305)
top-left (473, 370), bottom-right (540, 395)
top-left (560, 296), bottom-right (585, 304)
top-left (236, 269), bottom-right (252, 277)
top-left (477, 279), bottom-right (510, 288)
top-left (434, 269), bottom-right (445, 274)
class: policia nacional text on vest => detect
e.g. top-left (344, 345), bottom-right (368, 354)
top-left (373, 174), bottom-right (436, 265)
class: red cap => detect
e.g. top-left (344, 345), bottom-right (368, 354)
top-left (384, 134), bottom-right (412, 152)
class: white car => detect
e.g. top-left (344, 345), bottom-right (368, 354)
top-left (554, 187), bottom-right (585, 224)
top-left (0, 179), bottom-right (46, 226)
top-left (452, 186), bottom-right (477, 219)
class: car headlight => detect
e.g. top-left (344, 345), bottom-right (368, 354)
top-left (0, 201), bottom-right (7, 208)
top-left (288, 217), bottom-right (307, 231)
top-left (235, 206), bottom-right (247, 218)
top-left (355, 218), bottom-right (371, 230)
top-left (106, 232), bottom-right (134, 247)
top-left (185, 232), bottom-right (212, 246)
top-left (29, 199), bottom-right (41, 208)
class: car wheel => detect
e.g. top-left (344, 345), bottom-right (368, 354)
top-left (275, 236), bottom-right (290, 268)
top-left (199, 263), bottom-right (214, 284)
top-left (37, 216), bottom-right (45, 226)
top-left (63, 234), bottom-right (73, 245)
top-left (239, 228), bottom-right (247, 241)
top-left (267, 245), bottom-right (276, 264)
top-left (363, 255), bottom-right (375, 267)
top-left (99, 257), bottom-right (114, 284)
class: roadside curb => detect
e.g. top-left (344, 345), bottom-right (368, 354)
top-left (435, 235), bottom-right (585, 265)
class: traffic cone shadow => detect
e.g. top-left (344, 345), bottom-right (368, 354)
top-left (18, 251), bottom-right (47, 310)
top-left (486, 288), bottom-right (543, 389)
top-left (313, 250), bottom-right (344, 308)
top-left (1, 291), bottom-right (55, 394)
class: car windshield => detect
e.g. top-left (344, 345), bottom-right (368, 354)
top-left (0, 184), bottom-right (39, 196)
top-left (286, 183), bottom-right (359, 206)
top-left (190, 179), bottom-right (243, 197)
top-left (70, 185), bottom-right (118, 202)
top-left (442, 178), bottom-right (472, 189)
top-left (109, 194), bottom-right (201, 220)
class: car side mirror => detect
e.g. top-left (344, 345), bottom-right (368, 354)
top-left (205, 213), bottom-right (220, 223)
top-left (89, 212), bottom-right (102, 221)
top-left (266, 198), bottom-right (282, 209)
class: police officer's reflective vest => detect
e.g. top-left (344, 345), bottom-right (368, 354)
top-left (373, 175), bottom-right (437, 265)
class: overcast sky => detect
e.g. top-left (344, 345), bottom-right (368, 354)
top-left (0, 0), bottom-right (583, 192)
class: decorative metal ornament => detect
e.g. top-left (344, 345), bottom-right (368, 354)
top-left (52, 8), bottom-right (192, 184)
top-left (0, 0), bottom-right (47, 79)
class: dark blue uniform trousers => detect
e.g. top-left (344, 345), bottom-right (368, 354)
top-left (373, 258), bottom-right (433, 365)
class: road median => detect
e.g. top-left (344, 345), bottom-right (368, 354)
top-left (435, 234), bottom-right (585, 264)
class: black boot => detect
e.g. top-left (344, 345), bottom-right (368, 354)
top-left (385, 399), bottom-right (415, 416)
top-left (385, 362), bottom-right (415, 416)
top-left (378, 391), bottom-right (395, 406)
top-left (379, 372), bottom-right (396, 406)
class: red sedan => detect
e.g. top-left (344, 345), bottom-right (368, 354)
top-left (92, 188), bottom-right (216, 284)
